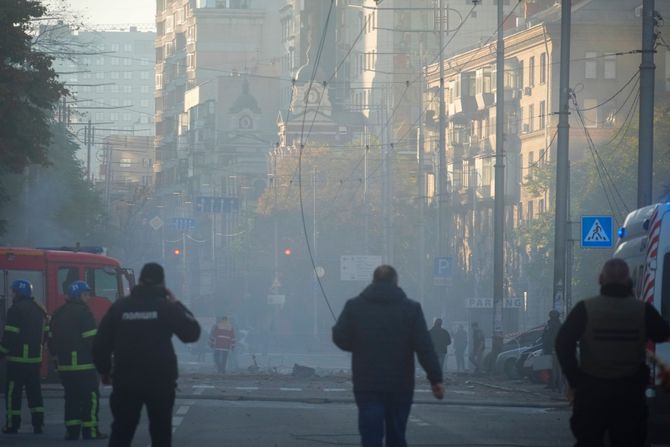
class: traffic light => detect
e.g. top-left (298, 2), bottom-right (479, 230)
top-left (173, 248), bottom-right (182, 256)
top-left (283, 247), bottom-right (292, 256)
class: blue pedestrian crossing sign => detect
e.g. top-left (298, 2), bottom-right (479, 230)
top-left (581, 215), bottom-right (613, 248)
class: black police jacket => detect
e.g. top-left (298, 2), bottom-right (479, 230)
top-left (0, 296), bottom-right (47, 364)
top-left (332, 282), bottom-right (443, 393)
top-left (48, 299), bottom-right (97, 372)
top-left (92, 285), bottom-right (201, 389)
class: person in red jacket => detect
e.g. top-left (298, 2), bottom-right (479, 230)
top-left (209, 317), bottom-right (235, 373)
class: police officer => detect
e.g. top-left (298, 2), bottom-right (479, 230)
top-left (556, 258), bottom-right (670, 447)
top-left (0, 279), bottom-right (47, 434)
top-left (92, 262), bottom-right (200, 447)
top-left (49, 280), bottom-right (107, 440)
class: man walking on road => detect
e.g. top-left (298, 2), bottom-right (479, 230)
top-left (0, 279), bottom-right (47, 435)
top-left (209, 316), bottom-right (235, 373)
top-left (332, 265), bottom-right (444, 447)
top-left (469, 322), bottom-right (485, 374)
top-left (429, 318), bottom-right (451, 373)
top-left (556, 258), bottom-right (670, 447)
top-left (49, 280), bottom-right (107, 440)
top-left (453, 325), bottom-right (468, 373)
top-left (92, 263), bottom-right (201, 447)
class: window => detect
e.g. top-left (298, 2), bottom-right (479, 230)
top-left (123, 85), bottom-right (132, 93)
top-left (110, 99), bottom-right (119, 106)
top-left (96, 72), bottom-right (104, 79)
top-left (539, 199), bottom-right (545, 214)
top-left (540, 52), bottom-right (546, 84)
top-left (662, 252), bottom-right (670, 319)
top-left (539, 100), bottom-right (546, 129)
top-left (124, 59), bottom-right (132, 66)
top-left (96, 85), bottom-right (104, 93)
top-left (140, 99), bottom-right (149, 107)
top-left (124, 43), bottom-right (133, 52)
top-left (123, 71), bottom-right (132, 79)
top-left (120, 158), bottom-right (132, 168)
top-left (122, 113), bottom-right (132, 121)
top-left (604, 55), bottom-right (616, 79)
top-left (85, 267), bottom-right (119, 302)
top-left (95, 112), bottom-right (104, 121)
top-left (58, 267), bottom-right (79, 296)
top-left (111, 43), bottom-right (120, 51)
top-left (140, 85), bottom-right (150, 93)
top-left (527, 200), bottom-right (534, 221)
top-left (111, 72), bottom-right (120, 79)
top-left (96, 57), bottom-right (104, 66)
top-left (528, 56), bottom-right (535, 87)
top-left (528, 104), bottom-right (535, 132)
top-left (140, 71), bottom-right (149, 80)
top-left (110, 112), bottom-right (119, 121)
top-left (123, 99), bottom-right (132, 106)
top-left (585, 52), bottom-right (597, 79)
top-left (528, 151), bottom-right (535, 169)
top-left (583, 98), bottom-right (598, 127)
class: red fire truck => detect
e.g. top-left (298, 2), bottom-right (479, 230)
top-left (0, 246), bottom-right (135, 380)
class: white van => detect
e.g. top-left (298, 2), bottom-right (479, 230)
top-left (614, 202), bottom-right (670, 443)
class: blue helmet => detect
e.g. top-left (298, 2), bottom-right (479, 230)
top-left (11, 280), bottom-right (33, 298)
top-left (67, 280), bottom-right (92, 300)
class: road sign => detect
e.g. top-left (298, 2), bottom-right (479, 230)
top-left (267, 294), bottom-right (286, 306)
top-left (465, 297), bottom-right (523, 309)
top-left (149, 216), bottom-right (163, 231)
top-left (172, 217), bottom-right (195, 231)
top-left (340, 255), bottom-right (382, 281)
top-left (581, 215), bottom-right (613, 248)
top-left (433, 257), bottom-right (453, 286)
top-left (195, 196), bottom-right (240, 213)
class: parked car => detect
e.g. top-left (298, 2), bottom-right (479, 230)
top-left (493, 327), bottom-right (545, 378)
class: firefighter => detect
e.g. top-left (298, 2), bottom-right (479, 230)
top-left (92, 262), bottom-right (200, 447)
top-left (0, 279), bottom-right (47, 434)
top-left (48, 280), bottom-right (107, 440)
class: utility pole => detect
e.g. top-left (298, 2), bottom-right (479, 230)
top-left (382, 89), bottom-right (391, 263)
top-left (638, 0), bottom-right (655, 208)
top-left (437, 0), bottom-right (448, 316)
top-left (312, 166), bottom-right (319, 341)
top-left (85, 119), bottom-right (93, 182)
top-left (552, 0), bottom-right (572, 316)
top-left (492, 0), bottom-right (505, 357)
top-left (418, 59), bottom-right (426, 307)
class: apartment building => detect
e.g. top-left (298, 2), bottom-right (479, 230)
top-left (425, 0), bottom-right (670, 326)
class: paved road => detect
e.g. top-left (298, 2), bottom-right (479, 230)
top-left (0, 374), bottom-right (574, 446)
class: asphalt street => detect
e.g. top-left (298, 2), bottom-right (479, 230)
top-left (0, 373), bottom-right (575, 446)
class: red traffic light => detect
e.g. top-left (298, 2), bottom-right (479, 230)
top-left (283, 248), bottom-right (292, 256)
top-left (173, 248), bottom-right (182, 256)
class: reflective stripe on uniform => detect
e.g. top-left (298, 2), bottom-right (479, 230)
top-left (6, 381), bottom-right (15, 427)
top-left (65, 419), bottom-right (82, 426)
top-left (82, 329), bottom-right (97, 338)
top-left (58, 363), bottom-right (95, 372)
top-left (3, 325), bottom-right (19, 334)
top-left (30, 407), bottom-right (44, 413)
top-left (7, 356), bottom-right (42, 364)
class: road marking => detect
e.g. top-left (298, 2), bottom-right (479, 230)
top-left (193, 388), bottom-right (205, 395)
top-left (193, 385), bottom-right (215, 388)
top-left (279, 387), bottom-right (302, 391)
top-left (235, 386), bottom-right (260, 391)
top-left (415, 389), bottom-right (431, 393)
top-left (172, 416), bottom-right (184, 427)
top-left (176, 405), bottom-right (190, 416)
top-left (323, 388), bottom-right (347, 392)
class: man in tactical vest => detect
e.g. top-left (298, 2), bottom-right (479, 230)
top-left (0, 279), bottom-right (47, 434)
top-left (556, 258), bottom-right (670, 447)
top-left (49, 280), bottom-right (107, 440)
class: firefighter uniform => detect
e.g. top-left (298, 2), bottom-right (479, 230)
top-left (0, 289), bottom-right (47, 434)
top-left (92, 263), bottom-right (200, 447)
top-left (556, 280), bottom-right (670, 447)
top-left (49, 296), bottom-right (103, 440)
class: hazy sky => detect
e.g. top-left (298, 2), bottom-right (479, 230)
top-left (59, 0), bottom-right (155, 26)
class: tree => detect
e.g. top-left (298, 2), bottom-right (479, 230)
top-left (0, 0), bottom-right (66, 232)
top-left (0, 123), bottom-right (107, 246)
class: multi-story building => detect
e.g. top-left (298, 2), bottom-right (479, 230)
top-left (154, 0), bottom-right (282, 309)
top-left (425, 0), bottom-right (670, 328)
top-left (45, 27), bottom-right (156, 176)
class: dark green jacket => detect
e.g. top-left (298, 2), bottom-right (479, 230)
top-left (48, 299), bottom-right (98, 372)
top-left (0, 297), bottom-right (47, 364)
